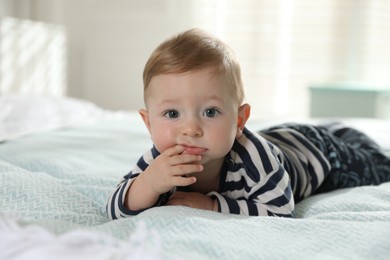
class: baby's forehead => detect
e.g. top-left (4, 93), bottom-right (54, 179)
top-left (147, 71), bottom-right (229, 91)
top-left (145, 72), bottom-right (238, 104)
top-left (147, 67), bottom-right (232, 88)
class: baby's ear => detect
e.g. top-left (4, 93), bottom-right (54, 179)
top-left (236, 103), bottom-right (251, 138)
top-left (139, 109), bottom-right (151, 133)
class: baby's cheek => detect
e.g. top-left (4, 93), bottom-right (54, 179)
top-left (152, 131), bottom-right (176, 153)
top-left (212, 131), bottom-right (236, 155)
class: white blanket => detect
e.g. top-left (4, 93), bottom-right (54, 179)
top-left (1, 96), bottom-right (389, 259)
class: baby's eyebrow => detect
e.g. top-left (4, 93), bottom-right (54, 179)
top-left (208, 95), bottom-right (223, 100)
top-left (156, 99), bottom-right (178, 107)
top-left (154, 94), bottom-right (227, 109)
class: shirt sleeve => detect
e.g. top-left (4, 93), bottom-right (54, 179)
top-left (208, 129), bottom-right (295, 217)
top-left (208, 168), bottom-right (294, 217)
top-left (106, 147), bottom-right (170, 219)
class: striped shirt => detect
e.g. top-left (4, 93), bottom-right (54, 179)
top-left (107, 127), bottom-right (331, 219)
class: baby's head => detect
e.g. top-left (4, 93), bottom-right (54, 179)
top-left (140, 29), bottom-right (251, 159)
top-left (143, 28), bottom-right (244, 106)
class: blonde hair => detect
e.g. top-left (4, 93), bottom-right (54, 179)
top-left (143, 28), bottom-right (244, 105)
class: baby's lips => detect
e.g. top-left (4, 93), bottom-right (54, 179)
top-left (182, 146), bottom-right (207, 155)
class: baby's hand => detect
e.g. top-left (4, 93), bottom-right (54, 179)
top-left (167, 191), bottom-right (217, 211)
top-left (140, 145), bottom-right (203, 195)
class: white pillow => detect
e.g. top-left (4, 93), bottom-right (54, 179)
top-left (0, 94), bottom-right (111, 141)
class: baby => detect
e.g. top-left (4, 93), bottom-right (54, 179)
top-left (107, 28), bottom-right (390, 219)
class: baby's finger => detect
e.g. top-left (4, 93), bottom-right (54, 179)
top-left (174, 176), bottom-right (197, 187)
top-left (170, 154), bottom-right (202, 166)
top-left (172, 163), bottom-right (203, 176)
top-left (163, 145), bottom-right (185, 157)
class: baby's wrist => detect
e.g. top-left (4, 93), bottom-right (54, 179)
top-left (139, 172), bottom-right (161, 196)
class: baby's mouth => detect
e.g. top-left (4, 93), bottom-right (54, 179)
top-left (181, 145), bottom-right (207, 155)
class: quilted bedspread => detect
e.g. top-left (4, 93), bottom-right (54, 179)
top-left (1, 115), bottom-right (390, 259)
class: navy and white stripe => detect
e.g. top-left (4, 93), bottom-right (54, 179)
top-left (259, 126), bottom-right (331, 202)
top-left (208, 128), bottom-right (294, 217)
top-left (106, 147), bottom-right (160, 220)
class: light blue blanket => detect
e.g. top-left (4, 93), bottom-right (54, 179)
top-left (1, 116), bottom-right (390, 259)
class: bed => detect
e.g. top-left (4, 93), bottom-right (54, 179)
top-left (1, 94), bottom-right (390, 260)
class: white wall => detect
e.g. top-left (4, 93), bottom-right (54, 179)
top-left (62, 0), bottom-right (202, 111)
top-left (1, 0), bottom-right (206, 111)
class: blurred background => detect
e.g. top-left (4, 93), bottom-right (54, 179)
top-left (1, 0), bottom-right (389, 119)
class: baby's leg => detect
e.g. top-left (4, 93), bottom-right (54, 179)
top-left (316, 123), bottom-right (390, 193)
top-left (319, 121), bottom-right (382, 151)
top-left (261, 122), bottom-right (390, 194)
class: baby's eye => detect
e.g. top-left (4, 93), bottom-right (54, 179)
top-left (204, 108), bottom-right (219, 118)
top-left (164, 110), bottom-right (179, 119)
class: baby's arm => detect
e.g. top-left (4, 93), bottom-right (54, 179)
top-left (106, 145), bottom-right (203, 219)
top-left (165, 166), bottom-right (293, 216)
top-left (208, 167), bottom-right (294, 217)
top-left (125, 145), bottom-right (203, 211)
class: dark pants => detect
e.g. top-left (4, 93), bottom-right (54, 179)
top-left (268, 123), bottom-right (390, 193)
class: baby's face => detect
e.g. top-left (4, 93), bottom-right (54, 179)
top-left (141, 67), bottom-right (241, 165)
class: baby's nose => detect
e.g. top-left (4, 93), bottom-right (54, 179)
top-left (181, 119), bottom-right (203, 137)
